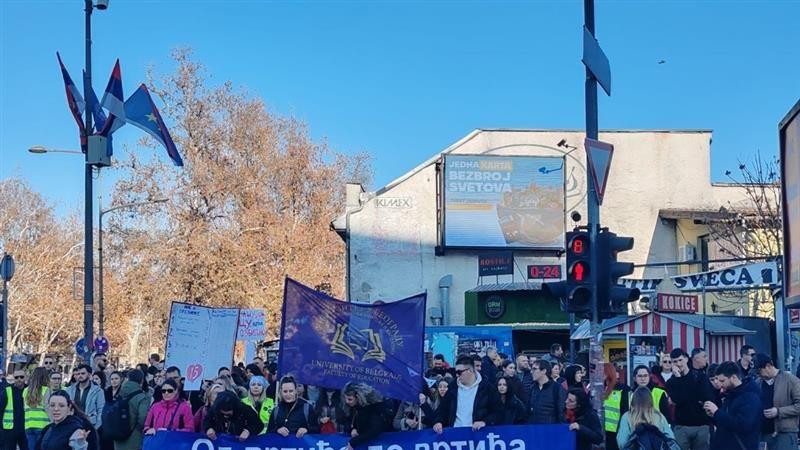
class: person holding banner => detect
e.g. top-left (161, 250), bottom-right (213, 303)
top-left (240, 376), bottom-right (274, 433)
top-left (341, 382), bottom-right (386, 449)
top-left (267, 376), bottom-right (317, 438)
top-left (143, 379), bottom-right (194, 434)
top-left (193, 382), bottom-right (225, 432)
top-left (432, 354), bottom-right (502, 434)
top-left (203, 391), bottom-right (263, 441)
top-left (496, 376), bottom-right (527, 425)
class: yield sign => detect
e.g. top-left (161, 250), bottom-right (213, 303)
top-left (585, 138), bottom-right (614, 205)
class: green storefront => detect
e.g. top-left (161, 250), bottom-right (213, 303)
top-left (465, 283), bottom-right (571, 354)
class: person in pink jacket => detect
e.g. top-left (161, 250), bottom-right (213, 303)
top-left (144, 379), bottom-right (195, 434)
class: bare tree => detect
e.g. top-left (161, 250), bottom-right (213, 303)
top-left (706, 153), bottom-right (781, 316)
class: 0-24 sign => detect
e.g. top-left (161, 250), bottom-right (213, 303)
top-left (528, 264), bottom-right (561, 279)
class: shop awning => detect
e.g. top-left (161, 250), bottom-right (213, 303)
top-left (570, 311), bottom-right (755, 340)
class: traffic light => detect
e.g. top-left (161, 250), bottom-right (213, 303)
top-left (597, 229), bottom-right (640, 317)
top-left (543, 230), bottom-right (592, 317)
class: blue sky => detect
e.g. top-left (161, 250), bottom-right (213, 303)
top-left (1, 1), bottom-right (799, 217)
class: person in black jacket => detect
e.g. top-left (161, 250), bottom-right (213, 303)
top-left (203, 391), bottom-right (264, 441)
top-left (703, 362), bottom-right (761, 450)
top-left (37, 390), bottom-right (95, 450)
top-left (342, 382), bottom-right (385, 450)
top-left (528, 360), bottom-right (567, 424)
top-left (267, 376), bottom-right (317, 437)
top-left (566, 388), bottom-right (604, 450)
top-left (515, 354), bottom-right (535, 408)
top-left (496, 377), bottom-right (526, 425)
top-left (433, 354), bottom-right (501, 433)
top-left (665, 348), bottom-right (713, 450)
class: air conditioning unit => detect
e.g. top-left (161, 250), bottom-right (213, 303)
top-left (678, 244), bottom-right (696, 262)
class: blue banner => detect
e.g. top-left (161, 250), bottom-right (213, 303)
top-left (278, 278), bottom-right (427, 402)
top-left (143, 425), bottom-right (574, 450)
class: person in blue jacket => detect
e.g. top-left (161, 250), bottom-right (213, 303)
top-left (703, 361), bottom-right (761, 450)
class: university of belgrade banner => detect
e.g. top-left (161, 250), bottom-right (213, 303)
top-left (143, 425), bottom-right (575, 450)
top-left (278, 278), bottom-right (426, 402)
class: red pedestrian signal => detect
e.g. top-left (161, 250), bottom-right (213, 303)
top-left (570, 261), bottom-right (588, 282)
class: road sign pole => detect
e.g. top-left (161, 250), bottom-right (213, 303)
top-left (584, 0), bottom-right (606, 423)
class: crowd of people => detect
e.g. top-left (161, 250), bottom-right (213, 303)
top-left (1, 343), bottom-right (799, 450)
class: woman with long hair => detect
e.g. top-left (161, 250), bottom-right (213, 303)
top-left (241, 376), bottom-right (274, 432)
top-left (267, 376), bottom-right (317, 437)
top-left (420, 377), bottom-right (448, 424)
top-left (314, 387), bottom-right (342, 434)
top-left (24, 367), bottom-right (51, 449)
top-left (341, 382), bottom-right (385, 450)
top-left (193, 382), bottom-right (225, 432)
top-left (496, 376), bottom-right (527, 425)
top-left (565, 388), bottom-right (603, 450)
top-left (91, 372), bottom-right (106, 390)
top-left (37, 390), bottom-right (96, 450)
top-left (631, 365), bottom-right (672, 422)
top-left (603, 363), bottom-right (631, 450)
top-left (143, 379), bottom-right (195, 434)
top-left (616, 386), bottom-right (675, 449)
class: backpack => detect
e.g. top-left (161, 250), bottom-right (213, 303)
top-left (102, 390), bottom-right (142, 441)
top-left (622, 424), bottom-right (681, 450)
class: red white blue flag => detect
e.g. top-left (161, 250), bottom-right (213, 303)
top-left (99, 59), bottom-right (125, 136)
top-left (56, 52), bottom-right (86, 138)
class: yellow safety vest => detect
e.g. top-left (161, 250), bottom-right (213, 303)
top-left (2, 386), bottom-right (13, 430)
top-left (651, 387), bottom-right (666, 411)
top-left (241, 396), bottom-right (275, 433)
top-left (604, 389), bottom-right (622, 432)
top-left (22, 387), bottom-right (50, 430)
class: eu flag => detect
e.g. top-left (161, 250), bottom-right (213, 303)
top-left (278, 278), bottom-right (427, 402)
top-left (124, 84), bottom-right (184, 167)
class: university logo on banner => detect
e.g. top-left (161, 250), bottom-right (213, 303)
top-left (278, 278), bottom-right (426, 402)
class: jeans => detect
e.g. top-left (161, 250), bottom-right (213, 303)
top-left (674, 425), bottom-right (710, 450)
top-left (26, 428), bottom-right (43, 450)
top-left (761, 432), bottom-right (798, 450)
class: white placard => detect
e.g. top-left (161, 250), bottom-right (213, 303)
top-left (165, 302), bottom-right (239, 390)
top-left (236, 309), bottom-right (266, 342)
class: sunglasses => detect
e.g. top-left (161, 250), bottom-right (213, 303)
top-left (44, 361), bottom-right (54, 365)
top-left (161, 389), bottom-right (176, 394)
top-left (14, 376), bottom-right (25, 379)
top-left (455, 368), bottom-right (470, 376)
top-left (748, 352), bottom-right (756, 356)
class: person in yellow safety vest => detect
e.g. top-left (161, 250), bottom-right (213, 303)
top-left (2, 368), bottom-right (28, 450)
top-left (631, 364), bottom-right (673, 423)
top-left (603, 363), bottom-right (631, 450)
top-left (241, 376), bottom-right (274, 433)
top-left (23, 367), bottom-right (52, 450)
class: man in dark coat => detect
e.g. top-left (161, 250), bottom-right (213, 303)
top-left (433, 354), bottom-right (502, 433)
top-left (703, 361), bottom-right (761, 450)
top-left (528, 360), bottom-right (566, 424)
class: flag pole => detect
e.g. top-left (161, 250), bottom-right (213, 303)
top-left (82, 0), bottom-right (96, 363)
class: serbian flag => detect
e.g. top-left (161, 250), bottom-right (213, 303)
top-left (124, 84), bottom-right (183, 166)
top-left (85, 81), bottom-right (115, 156)
top-left (56, 52), bottom-right (86, 138)
top-left (99, 59), bottom-right (125, 136)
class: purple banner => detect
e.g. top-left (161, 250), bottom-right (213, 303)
top-left (278, 278), bottom-right (426, 402)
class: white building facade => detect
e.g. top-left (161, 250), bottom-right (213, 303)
top-left (332, 129), bottom-right (752, 350)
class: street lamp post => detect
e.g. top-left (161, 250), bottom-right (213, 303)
top-left (81, 0), bottom-right (108, 361)
top-left (98, 199), bottom-right (167, 336)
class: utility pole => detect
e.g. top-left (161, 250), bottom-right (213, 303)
top-left (82, 0), bottom-right (96, 363)
top-left (583, 0), bottom-right (604, 418)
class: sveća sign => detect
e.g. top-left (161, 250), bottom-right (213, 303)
top-left (672, 261), bottom-right (778, 292)
top-left (656, 293), bottom-right (699, 313)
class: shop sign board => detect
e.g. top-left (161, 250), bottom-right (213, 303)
top-left (656, 293), bottom-right (699, 313)
top-left (478, 252), bottom-right (514, 276)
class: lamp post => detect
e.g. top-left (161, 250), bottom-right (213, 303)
top-left (98, 199), bottom-right (167, 336)
top-left (28, 146), bottom-right (83, 155)
top-left (81, 0), bottom-right (109, 362)
top-left (1, 253), bottom-right (16, 373)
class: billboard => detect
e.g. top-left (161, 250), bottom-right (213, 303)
top-left (443, 155), bottom-right (565, 249)
top-left (781, 99), bottom-right (800, 307)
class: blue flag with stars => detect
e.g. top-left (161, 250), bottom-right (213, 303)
top-left (124, 84), bottom-right (183, 166)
